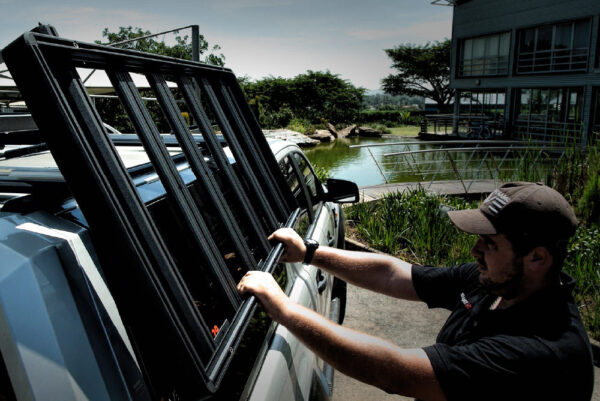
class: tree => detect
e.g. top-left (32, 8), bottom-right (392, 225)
top-left (240, 71), bottom-right (366, 126)
top-left (93, 26), bottom-right (225, 132)
top-left (382, 40), bottom-right (453, 111)
top-left (98, 26), bottom-right (225, 66)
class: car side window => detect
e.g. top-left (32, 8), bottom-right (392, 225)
top-left (293, 153), bottom-right (318, 199)
top-left (279, 155), bottom-right (301, 199)
top-left (278, 151), bottom-right (324, 237)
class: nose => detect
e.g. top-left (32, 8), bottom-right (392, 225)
top-left (471, 237), bottom-right (484, 259)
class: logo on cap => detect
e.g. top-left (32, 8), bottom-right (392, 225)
top-left (483, 189), bottom-right (511, 215)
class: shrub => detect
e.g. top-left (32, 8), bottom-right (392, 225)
top-left (260, 106), bottom-right (294, 129)
top-left (399, 111), bottom-right (411, 124)
top-left (312, 164), bottom-right (330, 182)
top-left (346, 189), bottom-right (476, 266)
top-left (286, 117), bottom-right (314, 135)
top-left (366, 123), bottom-right (391, 134)
top-left (564, 225), bottom-right (600, 339)
top-left (578, 173), bottom-right (600, 226)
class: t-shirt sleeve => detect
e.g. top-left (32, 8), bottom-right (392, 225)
top-left (412, 263), bottom-right (479, 310)
top-left (423, 336), bottom-right (563, 401)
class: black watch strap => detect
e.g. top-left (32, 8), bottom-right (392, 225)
top-left (303, 239), bottom-right (319, 264)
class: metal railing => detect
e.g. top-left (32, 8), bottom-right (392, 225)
top-left (516, 47), bottom-right (589, 74)
top-left (459, 56), bottom-right (509, 77)
top-left (512, 119), bottom-right (583, 143)
top-left (421, 114), bottom-right (505, 137)
top-left (351, 140), bottom-right (573, 194)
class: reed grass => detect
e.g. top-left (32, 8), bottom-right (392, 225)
top-left (346, 188), bottom-right (477, 267)
top-left (565, 225), bottom-right (600, 339)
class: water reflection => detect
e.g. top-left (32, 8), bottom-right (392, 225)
top-left (304, 137), bottom-right (555, 187)
top-left (304, 137), bottom-right (431, 187)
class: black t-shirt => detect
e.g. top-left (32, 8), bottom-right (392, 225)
top-left (412, 263), bottom-right (594, 401)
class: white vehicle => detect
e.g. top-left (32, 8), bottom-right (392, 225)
top-left (0, 26), bottom-right (360, 400)
top-left (0, 119), bottom-right (356, 401)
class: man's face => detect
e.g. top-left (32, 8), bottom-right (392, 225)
top-left (470, 233), bottom-right (524, 299)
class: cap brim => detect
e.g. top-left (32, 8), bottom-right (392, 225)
top-left (447, 209), bottom-right (497, 235)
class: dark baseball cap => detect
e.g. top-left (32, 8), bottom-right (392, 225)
top-left (448, 182), bottom-right (578, 241)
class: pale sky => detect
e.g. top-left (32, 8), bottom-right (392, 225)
top-left (0, 0), bottom-right (452, 91)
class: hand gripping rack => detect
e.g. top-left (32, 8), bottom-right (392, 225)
top-left (3, 25), bottom-right (299, 398)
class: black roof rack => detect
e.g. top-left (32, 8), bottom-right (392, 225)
top-left (3, 24), bottom-right (299, 398)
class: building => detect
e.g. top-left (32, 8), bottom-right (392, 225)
top-left (448, 0), bottom-right (600, 143)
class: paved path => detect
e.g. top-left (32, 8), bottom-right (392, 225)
top-left (359, 179), bottom-right (498, 202)
top-left (332, 283), bottom-right (600, 401)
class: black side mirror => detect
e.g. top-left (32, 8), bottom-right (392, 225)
top-left (324, 178), bottom-right (359, 203)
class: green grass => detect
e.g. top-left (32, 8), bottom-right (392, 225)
top-left (387, 125), bottom-right (420, 137)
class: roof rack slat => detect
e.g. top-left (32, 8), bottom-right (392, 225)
top-left (224, 79), bottom-right (298, 211)
top-left (215, 80), bottom-right (289, 220)
top-left (107, 68), bottom-right (241, 309)
top-left (199, 77), bottom-right (278, 230)
top-left (177, 76), bottom-right (271, 254)
top-left (146, 72), bottom-right (259, 270)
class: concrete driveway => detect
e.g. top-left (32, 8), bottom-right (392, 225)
top-left (332, 283), bottom-right (600, 401)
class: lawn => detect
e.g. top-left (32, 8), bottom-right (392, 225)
top-left (387, 125), bottom-right (420, 137)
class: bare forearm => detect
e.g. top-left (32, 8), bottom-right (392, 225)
top-left (267, 228), bottom-right (419, 300)
top-left (237, 270), bottom-right (444, 400)
top-left (280, 302), bottom-right (444, 400)
top-left (311, 246), bottom-right (419, 300)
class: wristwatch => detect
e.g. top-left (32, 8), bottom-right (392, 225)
top-left (303, 238), bottom-right (319, 265)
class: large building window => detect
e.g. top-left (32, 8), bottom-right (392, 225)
top-left (517, 19), bottom-right (591, 74)
top-left (513, 87), bottom-right (583, 142)
top-left (459, 32), bottom-right (510, 77)
top-left (457, 90), bottom-right (506, 136)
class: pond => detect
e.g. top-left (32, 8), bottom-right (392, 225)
top-left (303, 136), bottom-right (558, 188)
top-left (303, 136), bottom-right (436, 187)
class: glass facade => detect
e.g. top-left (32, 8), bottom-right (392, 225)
top-left (457, 90), bottom-right (506, 136)
top-left (513, 87), bottom-right (584, 142)
top-left (517, 19), bottom-right (591, 74)
top-left (459, 32), bottom-right (510, 77)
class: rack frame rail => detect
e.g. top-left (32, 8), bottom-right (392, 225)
top-left (3, 24), bottom-right (299, 399)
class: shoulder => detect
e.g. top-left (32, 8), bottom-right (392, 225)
top-left (412, 262), bottom-right (480, 309)
top-left (412, 262), bottom-right (479, 287)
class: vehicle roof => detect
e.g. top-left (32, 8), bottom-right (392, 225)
top-left (0, 146), bottom-right (181, 172)
top-left (267, 139), bottom-right (301, 158)
top-left (0, 139), bottom-right (297, 184)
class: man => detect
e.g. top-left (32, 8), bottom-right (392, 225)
top-left (237, 182), bottom-right (594, 401)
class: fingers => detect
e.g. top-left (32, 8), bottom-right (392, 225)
top-left (236, 271), bottom-right (290, 322)
top-left (237, 270), bottom-right (260, 295)
top-left (236, 271), bottom-right (276, 296)
top-left (268, 228), bottom-right (305, 263)
top-left (268, 227), bottom-right (297, 242)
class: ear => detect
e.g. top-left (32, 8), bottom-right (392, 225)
top-left (525, 246), bottom-right (553, 276)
